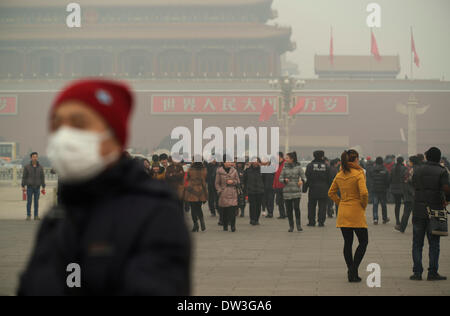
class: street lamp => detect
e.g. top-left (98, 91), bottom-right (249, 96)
top-left (269, 77), bottom-right (305, 153)
top-left (395, 94), bottom-right (430, 157)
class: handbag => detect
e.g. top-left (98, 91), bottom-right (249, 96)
top-left (427, 207), bottom-right (449, 237)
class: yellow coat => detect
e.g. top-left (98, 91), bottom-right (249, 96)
top-left (328, 167), bottom-right (369, 228)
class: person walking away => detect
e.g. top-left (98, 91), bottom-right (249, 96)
top-left (22, 152), bottom-right (46, 221)
top-left (244, 158), bottom-right (265, 225)
top-left (273, 152), bottom-right (287, 219)
top-left (184, 159), bottom-right (208, 232)
top-left (305, 150), bottom-right (331, 227)
top-left (262, 157), bottom-right (275, 218)
top-left (236, 161), bottom-right (247, 217)
top-left (280, 152), bottom-right (306, 232)
top-left (369, 157), bottom-right (390, 225)
top-left (18, 79), bottom-right (190, 295)
top-left (390, 157), bottom-right (407, 226)
top-left (394, 156), bottom-right (418, 233)
top-left (365, 157), bottom-right (374, 204)
top-left (215, 157), bottom-right (240, 232)
top-left (206, 158), bottom-right (219, 217)
top-left (328, 149), bottom-right (369, 283)
top-left (410, 147), bottom-right (450, 281)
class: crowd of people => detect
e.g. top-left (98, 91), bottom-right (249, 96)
top-left (133, 149), bottom-right (450, 235)
top-left (134, 147), bottom-right (450, 284)
top-left (17, 79), bottom-right (449, 295)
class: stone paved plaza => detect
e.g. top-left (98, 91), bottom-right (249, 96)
top-left (0, 182), bottom-right (449, 296)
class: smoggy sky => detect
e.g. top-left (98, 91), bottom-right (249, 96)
top-left (272, 0), bottom-right (450, 80)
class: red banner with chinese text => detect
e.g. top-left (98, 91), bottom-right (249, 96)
top-left (150, 94), bottom-right (348, 115)
top-left (0, 95), bottom-right (18, 115)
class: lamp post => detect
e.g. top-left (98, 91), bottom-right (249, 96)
top-left (269, 77), bottom-right (305, 153)
top-left (395, 94), bottom-right (430, 157)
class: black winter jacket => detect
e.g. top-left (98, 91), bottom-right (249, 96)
top-left (18, 156), bottom-right (191, 296)
top-left (305, 159), bottom-right (331, 199)
top-left (390, 164), bottom-right (408, 195)
top-left (244, 165), bottom-right (265, 195)
top-left (412, 161), bottom-right (450, 218)
top-left (22, 162), bottom-right (46, 189)
top-left (369, 164), bottom-right (390, 193)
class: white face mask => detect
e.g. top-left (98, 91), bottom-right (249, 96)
top-left (47, 126), bottom-right (119, 184)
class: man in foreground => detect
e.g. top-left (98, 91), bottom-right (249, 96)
top-left (18, 79), bottom-right (191, 296)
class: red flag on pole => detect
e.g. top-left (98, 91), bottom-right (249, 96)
top-left (411, 30), bottom-right (420, 67)
top-left (259, 100), bottom-right (274, 122)
top-left (371, 30), bottom-right (382, 61)
top-left (289, 98), bottom-right (305, 116)
top-left (330, 26), bottom-right (334, 65)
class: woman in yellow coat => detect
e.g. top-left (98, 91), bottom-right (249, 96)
top-left (328, 149), bottom-right (369, 283)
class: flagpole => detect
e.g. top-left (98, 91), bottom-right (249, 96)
top-left (370, 28), bottom-right (373, 79)
top-left (410, 26), bottom-right (413, 80)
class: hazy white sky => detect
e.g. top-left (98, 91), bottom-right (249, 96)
top-left (272, 0), bottom-right (450, 79)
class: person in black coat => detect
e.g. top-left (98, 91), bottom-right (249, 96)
top-left (206, 159), bottom-right (219, 217)
top-left (305, 150), bottom-right (332, 227)
top-left (390, 157), bottom-right (408, 226)
top-left (236, 162), bottom-right (247, 217)
top-left (261, 157), bottom-right (275, 218)
top-left (368, 157), bottom-right (390, 225)
top-left (244, 158), bottom-right (265, 225)
top-left (18, 79), bottom-right (191, 296)
top-left (410, 147), bottom-right (450, 281)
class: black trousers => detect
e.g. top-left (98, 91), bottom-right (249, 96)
top-left (393, 193), bottom-right (403, 225)
top-left (340, 228), bottom-right (369, 271)
top-left (285, 198), bottom-right (301, 228)
top-left (327, 198), bottom-right (334, 217)
top-left (399, 201), bottom-right (413, 232)
top-left (274, 188), bottom-right (286, 217)
top-left (222, 206), bottom-right (237, 230)
top-left (248, 194), bottom-right (263, 223)
top-left (208, 188), bottom-right (219, 215)
top-left (308, 198), bottom-right (328, 225)
top-left (263, 189), bottom-right (275, 215)
top-left (190, 202), bottom-right (204, 227)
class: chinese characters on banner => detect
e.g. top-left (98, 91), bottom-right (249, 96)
top-left (151, 94), bottom-right (348, 115)
top-left (295, 95), bottom-right (349, 114)
top-left (0, 95), bottom-right (18, 115)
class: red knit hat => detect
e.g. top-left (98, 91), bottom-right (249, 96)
top-left (52, 79), bottom-right (134, 148)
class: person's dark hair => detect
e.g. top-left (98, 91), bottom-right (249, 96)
top-left (279, 152), bottom-right (284, 159)
top-left (313, 150), bottom-right (325, 160)
top-left (375, 157), bottom-right (384, 165)
top-left (394, 156), bottom-right (404, 176)
top-left (152, 154), bottom-right (159, 163)
top-left (416, 153), bottom-right (425, 163)
top-left (159, 153), bottom-right (168, 161)
top-left (340, 149), bottom-right (359, 173)
top-left (286, 152), bottom-right (298, 164)
top-left (192, 162), bottom-right (204, 169)
top-left (425, 147), bottom-right (441, 163)
top-left (30, 152), bottom-right (38, 158)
